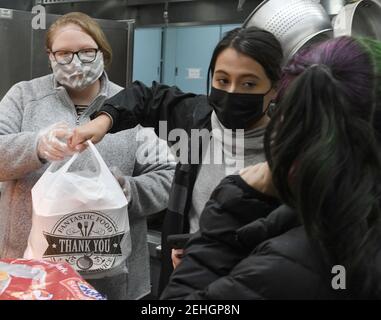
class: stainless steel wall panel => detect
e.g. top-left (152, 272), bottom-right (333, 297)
top-left (0, 9), bottom-right (31, 99)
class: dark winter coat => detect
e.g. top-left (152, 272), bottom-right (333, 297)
top-left (161, 175), bottom-right (344, 300)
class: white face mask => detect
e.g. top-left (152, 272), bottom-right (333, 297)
top-left (51, 51), bottom-right (104, 90)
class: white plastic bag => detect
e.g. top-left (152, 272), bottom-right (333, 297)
top-left (24, 142), bottom-right (131, 279)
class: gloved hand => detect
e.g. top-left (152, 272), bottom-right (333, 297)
top-left (37, 122), bottom-right (76, 162)
top-left (110, 166), bottom-right (129, 200)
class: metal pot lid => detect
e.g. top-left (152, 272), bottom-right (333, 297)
top-left (334, 0), bottom-right (381, 40)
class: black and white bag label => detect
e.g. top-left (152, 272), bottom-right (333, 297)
top-left (42, 211), bottom-right (127, 274)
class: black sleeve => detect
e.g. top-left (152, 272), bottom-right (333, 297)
top-left (165, 250), bottom-right (309, 300)
top-left (96, 81), bottom-right (211, 138)
top-left (160, 175), bottom-right (281, 300)
top-left (236, 204), bottom-right (300, 250)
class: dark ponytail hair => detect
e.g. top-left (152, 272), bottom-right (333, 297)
top-left (207, 26), bottom-right (283, 94)
top-left (265, 36), bottom-right (381, 298)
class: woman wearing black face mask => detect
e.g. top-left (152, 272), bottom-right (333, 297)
top-left (207, 32), bottom-right (279, 131)
top-left (69, 26), bottom-right (283, 295)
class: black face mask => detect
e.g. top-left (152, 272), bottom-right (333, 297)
top-left (208, 86), bottom-right (272, 130)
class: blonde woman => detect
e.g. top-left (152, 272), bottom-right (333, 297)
top-left (0, 12), bottom-right (175, 300)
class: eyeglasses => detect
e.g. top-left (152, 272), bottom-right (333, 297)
top-left (52, 48), bottom-right (99, 65)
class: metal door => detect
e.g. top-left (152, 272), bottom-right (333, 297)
top-left (162, 27), bottom-right (177, 86)
top-left (133, 28), bottom-right (162, 86)
top-left (0, 9), bottom-right (31, 99)
top-left (173, 25), bottom-right (220, 94)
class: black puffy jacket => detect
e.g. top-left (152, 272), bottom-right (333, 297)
top-left (161, 175), bottom-right (344, 300)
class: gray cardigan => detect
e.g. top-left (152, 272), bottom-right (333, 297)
top-left (0, 73), bottom-right (175, 299)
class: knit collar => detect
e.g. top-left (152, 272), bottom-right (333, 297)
top-left (210, 111), bottom-right (265, 156)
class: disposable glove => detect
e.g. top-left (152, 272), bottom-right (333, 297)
top-left (37, 122), bottom-right (76, 162)
top-left (110, 166), bottom-right (129, 201)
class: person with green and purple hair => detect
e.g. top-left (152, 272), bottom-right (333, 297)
top-left (161, 36), bottom-right (381, 300)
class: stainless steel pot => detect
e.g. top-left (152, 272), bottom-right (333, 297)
top-left (320, 0), bottom-right (346, 16)
top-left (243, 0), bottom-right (333, 63)
top-left (333, 0), bottom-right (381, 40)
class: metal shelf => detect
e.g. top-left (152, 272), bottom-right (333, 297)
top-left (36, 0), bottom-right (106, 5)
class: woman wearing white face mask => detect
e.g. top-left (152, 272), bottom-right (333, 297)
top-left (0, 12), bottom-right (176, 300)
top-left (46, 13), bottom-right (108, 124)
